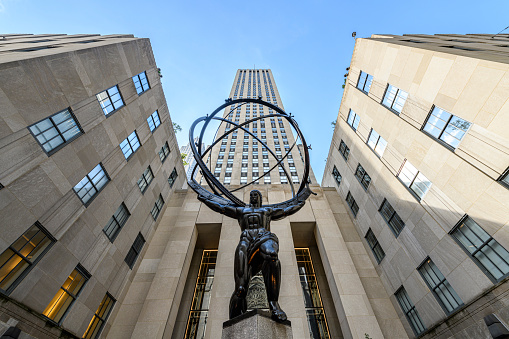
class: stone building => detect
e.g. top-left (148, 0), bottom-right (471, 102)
top-left (322, 34), bottom-right (509, 338)
top-left (0, 34), bottom-right (185, 338)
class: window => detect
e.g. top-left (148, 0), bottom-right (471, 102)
top-left (0, 222), bottom-right (55, 294)
top-left (147, 111), bottom-right (161, 132)
top-left (224, 177), bottom-right (231, 184)
top-left (137, 166), bottom-right (154, 193)
top-left (422, 106), bottom-right (471, 149)
top-left (120, 131), bottom-right (141, 160)
top-left (132, 71), bottom-right (150, 95)
top-left (418, 258), bottom-right (463, 314)
top-left (451, 216), bottom-right (509, 282)
top-left (357, 71), bottom-right (373, 93)
top-left (500, 168), bottom-right (509, 189)
top-left (151, 194), bottom-right (164, 220)
top-left (378, 199), bottom-right (405, 237)
top-left (395, 287), bottom-right (426, 336)
top-left (398, 160), bottom-right (431, 200)
top-left (96, 85), bottom-right (124, 116)
top-left (382, 84), bottom-right (408, 114)
top-left (43, 265), bottom-right (90, 324)
top-left (264, 176), bottom-right (271, 184)
top-left (125, 233), bottom-right (146, 269)
top-left (82, 293), bottom-right (116, 339)
top-left (29, 108), bottom-right (82, 154)
top-left (365, 229), bottom-right (385, 263)
top-left (338, 140), bottom-right (350, 161)
top-left (159, 142), bottom-right (170, 162)
top-left (346, 192), bottom-right (359, 217)
top-left (354, 164), bottom-right (371, 190)
top-left (74, 163), bottom-right (109, 205)
top-left (332, 166), bottom-right (341, 186)
top-left (347, 109), bottom-right (360, 131)
top-left (367, 129), bottom-right (387, 157)
top-left (103, 203), bottom-right (130, 242)
top-left (168, 168), bottom-right (178, 188)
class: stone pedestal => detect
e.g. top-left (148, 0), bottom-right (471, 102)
top-left (222, 309), bottom-right (293, 339)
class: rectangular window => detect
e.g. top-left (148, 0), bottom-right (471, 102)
top-left (367, 129), bottom-right (387, 157)
top-left (103, 203), bottom-right (130, 242)
top-left (96, 85), bottom-right (124, 116)
top-left (43, 265), bottom-right (90, 324)
top-left (0, 222), bottom-right (55, 294)
top-left (499, 167), bottom-right (509, 189)
top-left (379, 199), bottom-right (405, 237)
top-left (168, 168), bottom-right (178, 188)
top-left (422, 106), bottom-right (471, 149)
top-left (132, 71), bottom-right (150, 95)
top-left (365, 229), bottom-right (385, 264)
top-left (137, 166), bottom-right (154, 193)
top-left (159, 142), bottom-right (170, 162)
top-left (29, 108), bottom-right (82, 155)
top-left (120, 131), bottom-right (141, 160)
top-left (332, 166), bottom-right (341, 186)
top-left (125, 233), bottom-right (146, 269)
top-left (451, 216), bottom-right (509, 282)
top-left (74, 163), bottom-right (109, 205)
top-left (418, 258), bottom-right (463, 314)
top-left (398, 160), bottom-right (431, 200)
top-left (357, 71), bottom-right (373, 93)
top-left (224, 177), bottom-right (231, 184)
top-left (347, 109), bottom-right (360, 131)
top-left (354, 164), bottom-right (371, 190)
top-left (382, 84), bottom-right (408, 114)
top-left (82, 293), bottom-right (116, 339)
top-left (147, 111), bottom-right (161, 132)
top-left (338, 140), bottom-right (350, 161)
top-left (346, 192), bottom-right (359, 217)
top-left (395, 287), bottom-right (426, 336)
top-left (151, 194), bottom-right (164, 220)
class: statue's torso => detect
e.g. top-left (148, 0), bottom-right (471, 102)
top-left (238, 207), bottom-right (272, 231)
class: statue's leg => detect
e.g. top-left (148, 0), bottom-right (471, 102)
top-left (260, 239), bottom-right (287, 322)
top-left (229, 240), bottom-right (250, 319)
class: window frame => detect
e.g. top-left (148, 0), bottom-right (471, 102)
top-left (365, 228), bottom-right (385, 264)
top-left (367, 129), bottom-right (387, 158)
top-left (346, 191), bottom-right (359, 217)
top-left (356, 71), bottom-right (373, 94)
top-left (159, 142), bottom-right (170, 163)
top-left (347, 109), bottom-right (360, 131)
top-left (120, 131), bottom-right (141, 160)
top-left (132, 71), bottom-right (150, 95)
top-left (397, 160), bottom-right (432, 201)
top-left (379, 199), bottom-right (405, 237)
top-left (73, 163), bottom-right (110, 206)
top-left (394, 286), bottom-right (426, 336)
top-left (137, 166), bottom-right (154, 194)
top-left (82, 292), bottom-right (116, 339)
top-left (332, 166), bottom-right (341, 186)
top-left (338, 140), bottom-right (350, 161)
top-left (96, 85), bottom-right (125, 116)
top-left (151, 194), bottom-right (164, 221)
top-left (124, 233), bottom-right (146, 269)
top-left (147, 110), bottom-right (161, 133)
top-left (354, 163), bottom-right (371, 191)
top-left (168, 168), bottom-right (178, 188)
top-left (421, 106), bottom-right (472, 151)
top-left (103, 203), bottom-right (130, 243)
top-left (498, 167), bottom-right (509, 189)
top-left (381, 84), bottom-right (408, 115)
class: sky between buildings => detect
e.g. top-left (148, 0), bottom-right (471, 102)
top-left (1, 0), bottom-right (507, 183)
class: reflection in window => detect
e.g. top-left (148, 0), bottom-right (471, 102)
top-left (332, 166), bottom-right (341, 186)
top-left (151, 194), bottom-right (164, 220)
top-left (365, 229), bottom-right (385, 264)
top-left (347, 109), bottom-right (360, 131)
top-left (103, 203), bottom-right (130, 242)
top-left (96, 85), bottom-right (124, 116)
top-left (395, 287), bottom-right (426, 336)
top-left (125, 233), bottom-right (145, 269)
top-left (357, 71), bottom-right (373, 93)
top-left (82, 293), bottom-right (116, 339)
top-left (382, 84), bottom-right (408, 114)
top-left (354, 164), bottom-right (371, 190)
top-left (159, 142), bottom-right (170, 162)
top-left (132, 71), bottom-right (150, 95)
top-left (379, 199), bottom-right (405, 237)
top-left (185, 250), bottom-right (217, 339)
top-left (367, 129), bottom-right (387, 157)
top-left (338, 140), bottom-right (350, 161)
top-left (73, 163), bottom-right (109, 205)
top-left (295, 248), bottom-right (330, 339)
top-left (147, 110), bottom-right (161, 132)
top-left (120, 131), bottom-right (141, 160)
top-left (398, 160), bottom-right (431, 200)
top-left (423, 106), bottom-right (471, 149)
top-left (137, 166), bottom-right (154, 193)
top-left (346, 192), bottom-right (359, 217)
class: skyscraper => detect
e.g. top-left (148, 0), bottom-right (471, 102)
top-left (323, 34), bottom-right (509, 338)
top-left (0, 34), bottom-right (184, 338)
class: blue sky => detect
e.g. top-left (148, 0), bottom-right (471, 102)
top-left (1, 0), bottom-right (507, 183)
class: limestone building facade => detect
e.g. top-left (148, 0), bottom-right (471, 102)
top-left (322, 34), bottom-right (509, 338)
top-left (0, 34), bottom-right (185, 338)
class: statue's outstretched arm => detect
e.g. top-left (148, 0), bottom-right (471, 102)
top-left (271, 199), bottom-right (306, 221)
top-left (197, 194), bottom-right (239, 219)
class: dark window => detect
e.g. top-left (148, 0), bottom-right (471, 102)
top-left (367, 129), bottom-right (387, 157)
top-left (450, 216), bottom-right (509, 282)
top-left (125, 233), bottom-right (145, 269)
top-left (365, 229), bottom-right (385, 263)
top-left (96, 85), bottom-right (124, 116)
top-left (0, 222), bottom-right (55, 294)
top-left (338, 140), bottom-right (350, 161)
top-left (398, 160), bottom-right (431, 200)
top-left (82, 293), bottom-right (116, 339)
top-left (354, 164), bottom-right (371, 190)
top-left (347, 109), bottom-right (360, 131)
top-left (151, 194), bottom-right (164, 220)
top-left (29, 108), bottom-right (82, 154)
top-left (103, 203), bottom-right (130, 242)
top-left (379, 199), bottom-right (405, 237)
top-left (120, 131), bottom-right (141, 160)
top-left (499, 167), bottom-right (509, 189)
top-left (137, 166), bottom-right (154, 193)
top-left (159, 142), bottom-right (170, 162)
top-left (382, 84), bottom-right (408, 114)
top-left (147, 111), bottom-right (161, 132)
top-left (422, 106), bottom-right (471, 149)
top-left (346, 192), bottom-right (359, 217)
top-left (395, 287), bottom-right (426, 336)
top-left (357, 71), bottom-right (373, 93)
top-left (132, 71), bottom-right (150, 95)
top-left (74, 163), bottom-right (109, 205)
top-left (418, 258), bottom-right (463, 314)
top-left (168, 168), bottom-right (178, 188)
top-left (332, 166), bottom-right (341, 186)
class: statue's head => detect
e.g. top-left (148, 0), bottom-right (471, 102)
top-left (249, 190), bottom-right (262, 207)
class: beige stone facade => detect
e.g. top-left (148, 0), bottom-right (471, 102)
top-left (323, 34), bottom-right (509, 338)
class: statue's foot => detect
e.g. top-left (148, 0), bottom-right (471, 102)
top-left (269, 301), bottom-right (287, 322)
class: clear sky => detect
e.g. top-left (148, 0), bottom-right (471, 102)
top-left (1, 0), bottom-right (507, 183)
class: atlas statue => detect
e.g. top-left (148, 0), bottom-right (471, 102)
top-left (188, 97), bottom-right (314, 322)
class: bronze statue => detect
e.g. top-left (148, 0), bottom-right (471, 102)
top-left (197, 189), bottom-right (307, 322)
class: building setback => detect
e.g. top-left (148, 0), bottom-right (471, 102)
top-left (0, 34), bottom-right (185, 338)
top-left (323, 34), bottom-right (509, 338)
